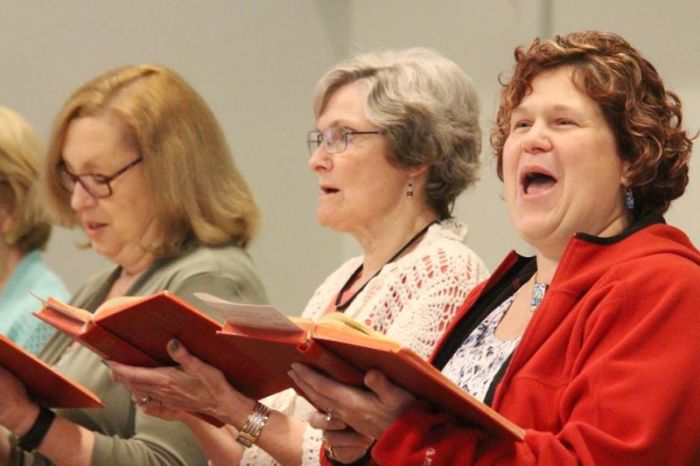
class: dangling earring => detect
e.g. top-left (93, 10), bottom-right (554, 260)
top-left (624, 187), bottom-right (635, 210)
top-left (406, 181), bottom-right (414, 198)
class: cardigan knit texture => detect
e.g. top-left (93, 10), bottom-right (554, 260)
top-left (241, 219), bottom-right (488, 466)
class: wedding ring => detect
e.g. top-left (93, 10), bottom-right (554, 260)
top-left (324, 411), bottom-right (333, 423)
top-left (140, 394), bottom-right (151, 404)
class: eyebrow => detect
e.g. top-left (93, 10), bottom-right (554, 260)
top-left (315, 118), bottom-right (363, 131)
top-left (60, 158), bottom-right (111, 175)
top-left (512, 103), bottom-right (580, 115)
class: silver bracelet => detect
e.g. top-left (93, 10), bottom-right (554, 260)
top-left (235, 402), bottom-right (271, 448)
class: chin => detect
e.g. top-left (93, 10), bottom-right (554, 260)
top-left (515, 220), bottom-right (557, 246)
top-left (316, 209), bottom-right (340, 228)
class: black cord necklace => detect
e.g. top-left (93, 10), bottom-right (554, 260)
top-left (334, 220), bottom-right (438, 312)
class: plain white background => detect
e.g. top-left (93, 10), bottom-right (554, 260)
top-left (1, 0), bottom-right (697, 312)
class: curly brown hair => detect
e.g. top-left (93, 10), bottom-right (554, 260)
top-left (492, 31), bottom-right (694, 220)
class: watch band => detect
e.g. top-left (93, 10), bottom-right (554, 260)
top-left (17, 406), bottom-right (55, 452)
top-left (235, 402), bottom-right (270, 448)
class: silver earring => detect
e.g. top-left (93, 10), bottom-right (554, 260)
top-left (624, 187), bottom-right (635, 210)
top-left (406, 182), bottom-right (414, 198)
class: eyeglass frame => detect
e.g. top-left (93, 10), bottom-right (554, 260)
top-left (307, 127), bottom-right (383, 156)
top-left (56, 156), bottom-right (144, 199)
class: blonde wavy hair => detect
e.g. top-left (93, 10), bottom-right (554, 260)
top-left (43, 65), bottom-right (260, 255)
top-left (0, 107), bottom-right (51, 254)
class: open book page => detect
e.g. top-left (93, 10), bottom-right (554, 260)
top-left (317, 312), bottom-right (399, 344)
top-left (30, 293), bottom-right (92, 324)
top-left (194, 292), bottom-right (302, 332)
top-left (196, 292), bottom-right (399, 345)
top-left (95, 296), bottom-right (144, 316)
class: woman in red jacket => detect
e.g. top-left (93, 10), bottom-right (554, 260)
top-left (290, 31), bottom-right (700, 466)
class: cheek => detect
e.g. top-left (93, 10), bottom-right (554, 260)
top-left (501, 135), bottom-right (517, 166)
top-left (501, 141), bottom-right (519, 187)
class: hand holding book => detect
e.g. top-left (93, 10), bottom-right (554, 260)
top-left (35, 291), bottom-right (523, 439)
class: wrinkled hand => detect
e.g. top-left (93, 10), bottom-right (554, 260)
top-left (129, 389), bottom-right (189, 422)
top-left (308, 411), bottom-right (374, 464)
top-left (0, 367), bottom-right (38, 435)
top-left (106, 339), bottom-right (253, 426)
top-left (288, 364), bottom-right (414, 440)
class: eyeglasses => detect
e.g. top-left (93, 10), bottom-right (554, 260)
top-left (307, 127), bottom-right (383, 156)
top-left (56, 157), bottom-right (143, 198)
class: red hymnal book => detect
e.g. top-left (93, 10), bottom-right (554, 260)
top-left (203, 295), bottom-right (524, 440)
top-left (0, 334), bottom-right (102, 409)
top-left (33, 292), bottom-right (261, 425)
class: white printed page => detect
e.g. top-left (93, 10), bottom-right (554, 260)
top-left (194, 292), bottom-right (302, 332)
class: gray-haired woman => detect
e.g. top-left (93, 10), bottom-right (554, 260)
top-left (108, 48), bottom-right (489, 466)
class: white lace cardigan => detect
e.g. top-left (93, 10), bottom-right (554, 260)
top-left (239, 219), bottom-right (489, 466)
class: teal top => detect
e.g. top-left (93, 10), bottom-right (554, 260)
top-left (0, 251), bottom-right (70, 355)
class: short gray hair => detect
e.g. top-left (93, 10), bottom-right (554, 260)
top-left (313, 48), bottom-right (481, 218)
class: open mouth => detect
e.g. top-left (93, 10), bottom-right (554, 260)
top-left (321, 186), bottom-right (339, 195)
top-left (522, 170), bottom-right (557, 195)
top-left (84, 221), bottom-right (107, 234)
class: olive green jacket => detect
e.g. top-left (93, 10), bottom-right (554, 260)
top-left (9, 243), bottom-right (267, 466)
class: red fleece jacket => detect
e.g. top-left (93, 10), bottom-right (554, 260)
top-left (336, 222), bottom-right (700, 466)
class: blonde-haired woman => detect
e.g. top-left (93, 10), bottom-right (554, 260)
top-left (0, 65), bottom-right (267, 465)
top-left (109, 48), bottom-right (488, 466)
top-left (0, 106), bottom-right (69, 355)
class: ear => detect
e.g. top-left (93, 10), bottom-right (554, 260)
top-left (0, 202), bottom-right (15, 235)
top-left (405, 164), bottom-right (429, 178)
top-left (620, 160), bottom-right (633, 188)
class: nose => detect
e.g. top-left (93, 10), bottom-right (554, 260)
top-left (70, 182), bottom-right (97, 211)
top-left (521, 121), bottom-right (552, 154)
top-left (308, 145), bottom-right (332, 172)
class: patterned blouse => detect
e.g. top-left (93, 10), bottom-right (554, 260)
top-left (442, 294), bottom-right (521, 402)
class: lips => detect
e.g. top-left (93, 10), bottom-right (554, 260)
top-left (320, 184), bottom-right (339, 195)
top-left (520, 167), bottom-right (557, 195)
top-left (83, 221), bottom-right (107, 237)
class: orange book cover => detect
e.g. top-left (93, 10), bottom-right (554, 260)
top-left (32, 291), bottom-right (266, 425)
top-left (207, 297), bottom-right (524, 441)
top-left (0, 334), bottom-right (102, 409)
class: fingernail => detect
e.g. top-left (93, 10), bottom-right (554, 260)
top-left (168, 339), bottom-right (180, 351)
